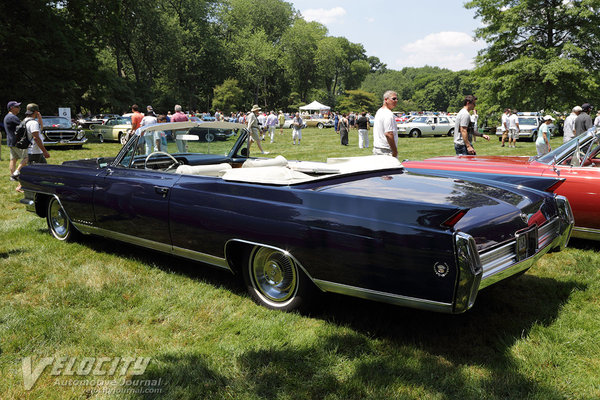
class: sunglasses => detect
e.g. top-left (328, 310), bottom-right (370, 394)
top-left (389, 97), bottom-right (398, 101)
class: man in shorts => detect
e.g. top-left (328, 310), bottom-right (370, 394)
top-left (247, 105), bottom-right (268, 154)
top-left (508, 109), bottom-right (520, 148)
top-left (3, 101), bottom-right (28, 190)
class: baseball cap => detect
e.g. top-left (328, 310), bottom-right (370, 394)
top-left (573, 106), bottom-right (583, 112)
top-left (543, 115), bottom-right (555, 121)
top-left (7, 101), bottom-right (21, 110)
top-left (582, 103), bottom-right (592, 112)
top-left (25, 103), bottom-right (39, 115)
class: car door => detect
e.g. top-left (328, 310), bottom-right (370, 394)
top-left (93, 157), bottom-right (181, 246)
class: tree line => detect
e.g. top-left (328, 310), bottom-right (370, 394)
top-left (2, 0), bottom-right (600, 122)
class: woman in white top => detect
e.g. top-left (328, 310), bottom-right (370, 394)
top-left (536, 115), bottom-right (554, 156)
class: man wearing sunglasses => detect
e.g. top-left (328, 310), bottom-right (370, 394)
top-left (454, 94), bottom-right (489, 155)
top-left (373, 90), bottom-right (398, 157)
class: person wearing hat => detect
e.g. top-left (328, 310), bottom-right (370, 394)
top-left (563, 106), bottom-right (581, 143)
top-left (246, 105), bottom-right (268, 154)
top-left (536, 115), bottom-right (554, 157)
top-left (24, 103), bottom-right (50, 168)
top-left (575, 103), bottom-right (593, 136)
top-left (4, 101), bottom-right (29, 186)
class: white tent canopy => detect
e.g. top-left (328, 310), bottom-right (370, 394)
top-left (299, 100), bottom-right (330, 111)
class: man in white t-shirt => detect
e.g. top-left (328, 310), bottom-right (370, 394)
top-left (563, 106), bottom-right (580, 143)
top-left (24, 103), bottom-right (50, 165)
top-left (453, 95), bottom-right (489, 155)
top-left (508, 109), bottom-right (520, 148)
top-left (500, 108), bottom-right (510, 147)
top-left (372, 90), bottom-right (398, 157)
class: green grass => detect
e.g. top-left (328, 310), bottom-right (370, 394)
top-left (1, 129), bottom-right (599, 399)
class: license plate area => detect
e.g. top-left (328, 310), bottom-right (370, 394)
top-left (515, 225), bottom-right (538, 261)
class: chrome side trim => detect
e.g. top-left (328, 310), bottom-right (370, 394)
top-left (312, 279), bottom-right (453, 313)
top-left (172, 246), bottom-right (230, 271)
top-left (224, 239), bottom-right (317, 282)
top-left (73, 224), bottom-right (231, 272)
top-left (572, 226), bottom-right (600, 241)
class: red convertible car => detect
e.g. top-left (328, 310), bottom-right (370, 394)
top-left (403, 128), bottom-right (600, 241)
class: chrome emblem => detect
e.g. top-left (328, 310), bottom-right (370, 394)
top-left (434, 262), bottom-right (450, 277)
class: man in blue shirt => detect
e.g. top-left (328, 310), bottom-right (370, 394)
top-left (3, 101), bottom-right (28, 186)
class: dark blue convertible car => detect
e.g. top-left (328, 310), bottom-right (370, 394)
top-left (19, 121), bottom-right (574, 313)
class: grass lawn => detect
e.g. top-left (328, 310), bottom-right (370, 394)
top-left (1, 128), bottom-right (599, 399)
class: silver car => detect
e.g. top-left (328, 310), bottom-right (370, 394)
top-left (398, 115), bottom-right (455, 137)
top-left (495, 115), bottom-right (555, 142)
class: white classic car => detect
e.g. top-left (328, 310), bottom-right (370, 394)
top-left (398, 115), bottom-right (455, 137)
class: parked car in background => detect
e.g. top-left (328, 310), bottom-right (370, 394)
top-left (18, 121), bottom-right (573, 314)
top-left (91, 114), bottom-right (120, 125)
top-left (90, 116), bottom-right (132, 144)
top-left (304, 116), bottom-right (334, 129)
top-left (282, 116), bottom-right (306, 129)
top-left (398, 115), bottom-right (455, 137)
top-left (40, 116), bottom-right (87, 148)
top-left (495, 113), bottom-right (555, 142)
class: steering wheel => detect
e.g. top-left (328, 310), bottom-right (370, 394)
top-left (144, 151), bottom-right (180, 172)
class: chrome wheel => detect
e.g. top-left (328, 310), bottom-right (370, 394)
top-left (410, 129), bottom-right (420, 138)
top-left (205, 132), bottom-right (215, 142)
top-left (249, 247), bottom-right (298, 306)
top-left (317, 123), bottom-right (324, 129)
top-left (47, 197), bottom-right (75, 241)
top-left (98, 134), bottom-right (104, 143)
top-left (119, 133), bottom-right (128, 145)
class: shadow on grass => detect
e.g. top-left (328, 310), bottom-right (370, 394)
top-left (126, 265), bottom-right (579, 399)
top-left (0, 248), bottom-right (25, 258)
top-left (567, 237), bottom-right (600, 251)
top-left (75, 234), bottom-right (244, 295)
top-left (70, 235), bottom-right (580, 399)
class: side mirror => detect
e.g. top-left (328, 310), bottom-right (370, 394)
top-left (240, 147), bottom-right (248, 157)
top-left (97, 157), bottom-right (108, 169)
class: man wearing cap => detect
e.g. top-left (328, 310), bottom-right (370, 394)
top-left (575, 103), bottom-right (593, 135)
top-left (24, 104), bottom-right (50, 167)
top-left (536, 115), bottom-right (554, 156)
top-left (563, 106), bottom-right (580, 143)
top-left (247, 105), bottom-right (268, 154)
top-left (4, 101), bottom-right (29, 186)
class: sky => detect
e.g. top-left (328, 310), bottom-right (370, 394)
top-left (290, 0), bottom-right (486, 71)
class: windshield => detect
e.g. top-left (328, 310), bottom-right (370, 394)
top-left (115, 122), bottom-right (247, 170)
top-left (42, 117), bottom-right (71, 128)
top-left (518, 117), bottom-right (538, 126)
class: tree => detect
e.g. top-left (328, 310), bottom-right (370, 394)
top-left (336, 90), bottom-right (379, 114)
top-left (466, 0), bottom-right (600, 112)
top-left (280, 19), bottom-right (327, 101)
top-left (212, 79), bottom-right (244, 113)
